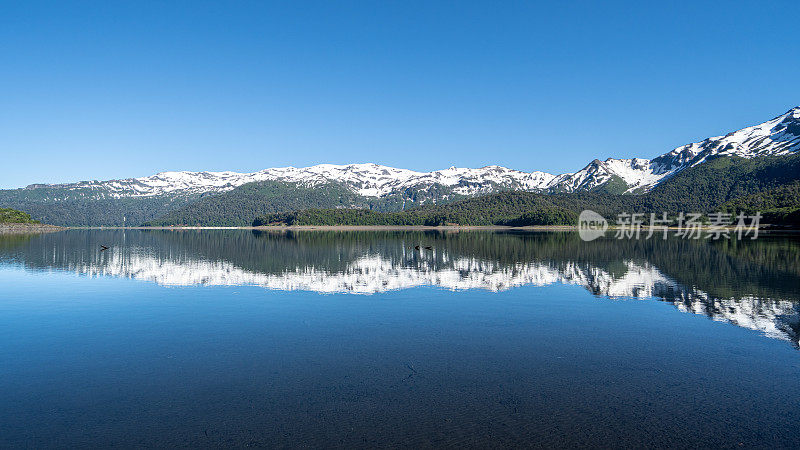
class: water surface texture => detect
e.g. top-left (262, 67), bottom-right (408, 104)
top-left (2, 230), bottom-right (800, 447)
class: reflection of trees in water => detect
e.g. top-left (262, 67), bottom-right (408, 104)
top-left (0, 233), bottom-right (35, 251)
top-left (2, 229), bottom-right (799, 346)
top-left (2, 230), bottom-right (799, 301)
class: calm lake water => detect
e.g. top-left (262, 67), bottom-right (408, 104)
top-left (1, 230), bottom-right (800, 448)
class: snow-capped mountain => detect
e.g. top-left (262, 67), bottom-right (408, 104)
top-left (549, 106), bottom-right (800, 192)
top-left (28, 106), bottom-right (798, 198)
top-left (19, 108), bottom-right (800, 197)
top-left (38, 163), bottom-right (558, 199)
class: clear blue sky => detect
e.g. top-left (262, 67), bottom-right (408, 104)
top-left (2, 0), bottom-right (798, 188)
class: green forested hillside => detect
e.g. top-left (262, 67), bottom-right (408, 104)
top-left (0, 179), bottom-right (468, 227)
top-left (0, 186), bottom-right (198, 226)
top-left (143, 180), bottom-right (473, 226)
top-left (253, 193), bottom-right (602, 226)
top-left (720, 181), bottom-right (800, 226)
top-left (253, 193), bottom-right (579, 226)
top-left (642, 153), bottom-right (800, 211)
top-left (143, 181), bottom-right (374, 226)
top-left (0, 208), bottom-right (40, 224)
top-left (255, 154), bottom-right (800, 226)
top-left (4, 153), bottom-right (800, 227)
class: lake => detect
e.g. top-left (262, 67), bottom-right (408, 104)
top-left (1, 230), bottom-right (799, 448)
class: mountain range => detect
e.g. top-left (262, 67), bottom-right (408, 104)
top-left (2, 107), bottom-right (798, 226)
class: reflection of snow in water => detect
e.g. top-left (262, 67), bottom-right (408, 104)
top-left (64, 251), bottom-right (800, 347)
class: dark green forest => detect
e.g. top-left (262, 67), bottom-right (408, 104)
top-left (253, 193), bottom-right (580, 226)
top-left (721, 181), bottom-right (800, 226)
top-left (0, 185), bottom-right (198, 227)
top-left (143, 180), bottom-right (475, 226)
top-left (142, 181), bottom-right (373, 226)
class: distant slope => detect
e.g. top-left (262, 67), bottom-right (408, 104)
top-left (2, 106), bottom-right (798, 226)
top-left (643, 153), bottom-right (800, 212)
top-left (143, 178), bottom-right (478, 226)
top-left (0, 208), bottom-right (40, 224)
top-left (256, 153), bottom-right (800, 226)
top-left (143, 181), bottom-right (372, 226)
top-left (0, 186), bottom-right (197, 226)
top-left (254, 192), bottom-right (580, 226)
top-left (721, 182), bottom-right (800, 226)
top-left (722, 181), bottom-right (800, 212)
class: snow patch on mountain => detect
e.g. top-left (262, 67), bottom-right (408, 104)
top-left (545, 106), bottom-right (800, 193)
top-left (53, 163), bottom-right (559, 199)
top-left (25, 107), bottom-right (800, 198)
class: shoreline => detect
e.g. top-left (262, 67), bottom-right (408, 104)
top-left (55, 224), bottom-right (799, 232)
top-left (66, 225), bottom-right (580, 231)
top-left (0, 223), bottom-right (65, 234)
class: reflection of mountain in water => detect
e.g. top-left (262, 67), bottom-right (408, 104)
top-left (2, 230), bottom-right (799, 347)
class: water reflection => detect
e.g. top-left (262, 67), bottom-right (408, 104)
top-left (2, 230), bottom-right (799, 346)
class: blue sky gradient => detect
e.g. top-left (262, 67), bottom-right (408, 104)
top-left (2, 1), bottom-right (798, 188)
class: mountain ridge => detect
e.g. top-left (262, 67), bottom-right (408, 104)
top-left (3, 107), bottom-right (799, 226)
top-left (17, 106), bottom-right (800, 198)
